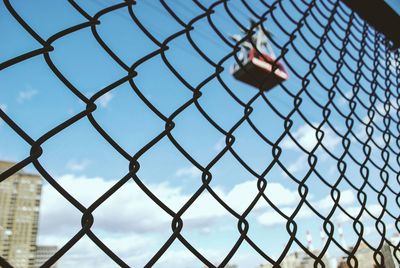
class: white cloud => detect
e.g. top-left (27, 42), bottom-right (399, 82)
top-left (39, 175), bottom-right (298, 236)
top-left (175, 166), bottom-right (201, 179)
top-left (338, 91), bottom-right (353, 106)
top-left (49, 237), bottom-right (261, 268)
top-left (38, 234), bottom-right (152, 268)
top-left (153, 248), bottom-right (259, 268)
top-left (40, 174), bottom-right (382, 240)
top-left (316, 189), bottom-right (355, 210)
top-left (257, 208), bottom-right (289, 226)
top-left (376, 102), bottom-right (386, 114)
top-left (38, 175), bottom-right (298, 266)
top-left (363, 225), bottom-right (375, 236)
top-left (154, 249), bottom-right (201, 268)
top-left (39, 175), bottom-right (175, 236)
top-left (336, 203), bottom-right (383, 223)
top-left (17, 86), bottom-right (38, 103)
top-left (281, 123), bottom-right (341, 151)
top-left (353, 112), bottom-right (389, 147)
top-left (38, 174), bottom-right (386, 266)
top-left (327, 165), bottom-right (337, 176)
top-left (258, 206), bottom-right (313, 226)
top-left (223, 180), bottom-right (298, 214)
top-left (285, 155), bottom-right (307, 176)
top-left (256, 189), bottom-right (383, 227)
top-left (97, 92), bottom-right (114, 108)
top-left (214, 138), bottom-right (225, 151)
top-left (66, 159), bottom-right (90, 172)
top-left (389, 57), bottom-right (399, 72)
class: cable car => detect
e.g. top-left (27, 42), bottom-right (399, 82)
top-left (230, 24), bottom-right (288, 91)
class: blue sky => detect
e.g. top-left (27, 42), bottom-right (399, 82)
top-left (0, 0), bottom-right (399, 267)
top-left (385, 0), bottom-right (400, 15)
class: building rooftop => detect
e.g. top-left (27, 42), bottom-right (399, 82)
top-left (0, 160), bottom-right (40, 178)
top-left (0, 160), bottom-right (16, 172)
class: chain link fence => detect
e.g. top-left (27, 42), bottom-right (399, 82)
top-left (0, 0), bottom-right (399, 267)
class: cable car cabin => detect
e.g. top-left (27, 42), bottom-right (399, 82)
top-left (231, 48), bottom-right (288, 91)
top-left (230, 22), bottom-right (288, 91)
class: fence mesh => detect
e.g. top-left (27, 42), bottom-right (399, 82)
top-left (0, 0), bottom-right (399, 267)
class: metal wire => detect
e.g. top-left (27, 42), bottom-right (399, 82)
top-left (0, 0), bottom-right (399, 267)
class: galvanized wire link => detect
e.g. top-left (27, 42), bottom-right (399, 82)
top-left (0, 0), bottom-right (399, 267)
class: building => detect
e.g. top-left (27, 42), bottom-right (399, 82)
top-left (382, 234), bottom-right (400, 268)
top-left (339, 239), bottom-right (400, 268)
top-left (259, 250), bottom-right (331, 268)
top-left (337, 259), bottom-right (349, 268)
top-left (0, 161), bottom-right (42, 268)
top-left (297, 251), bottom-right (331, 268)
top-left (353, 242), bottom-right (375, 268)
top-left (34, 245), bottom-right (58, 268)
